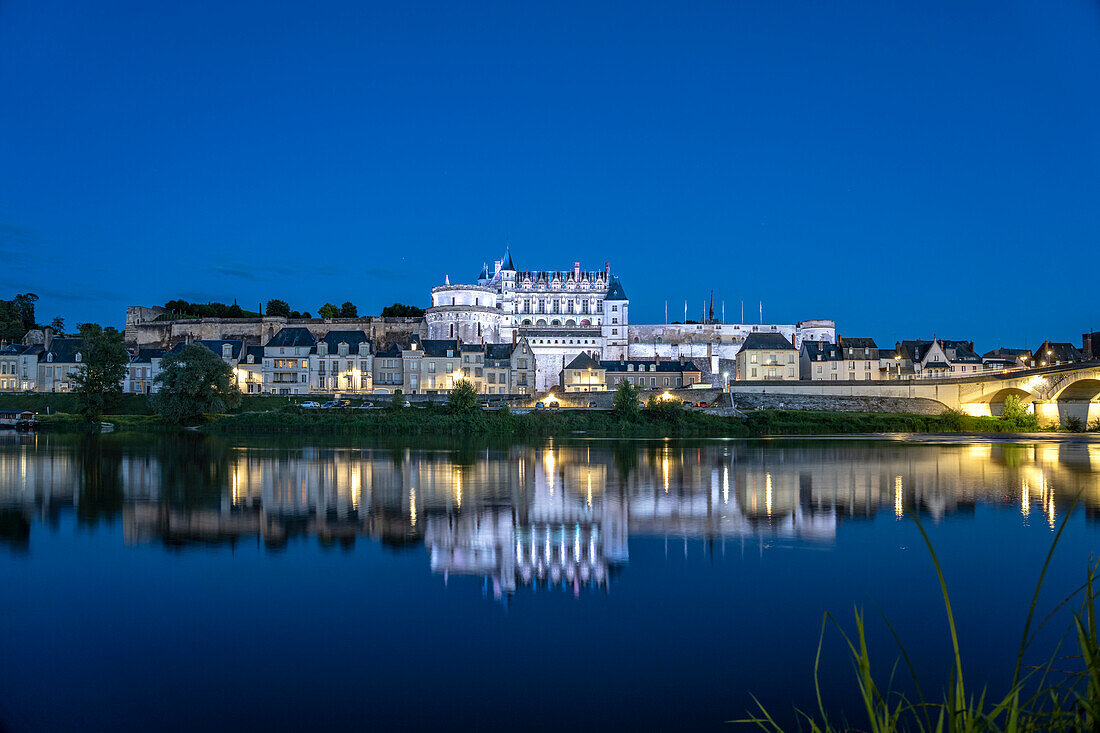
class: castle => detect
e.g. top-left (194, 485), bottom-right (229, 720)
top-left (426, 247), bottom-right (834, 389)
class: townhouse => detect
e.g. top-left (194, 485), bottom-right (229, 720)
top-left (310, 330), bottom-right (372, 393)
top-left (735, 333), bottom-right (799, 381)
top-left (561, 353), bottom-right (703, 392)
top-left (799, 340), bottom-right (843, 380)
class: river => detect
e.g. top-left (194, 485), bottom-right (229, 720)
top-left (1, 432), bottom-right (1098, 731)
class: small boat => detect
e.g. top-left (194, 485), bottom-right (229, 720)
top-left (0, 409), bottom-right (39, 432)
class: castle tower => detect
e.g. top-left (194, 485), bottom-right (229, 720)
top-left (602, 275), bottom-right (629, 358)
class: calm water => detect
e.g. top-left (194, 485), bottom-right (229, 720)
top-left (1, 433), bottom-right (1099, 732)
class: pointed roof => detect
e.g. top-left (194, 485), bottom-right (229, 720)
top-left (478, 262), bottom-right (489, 279)
top-left (565, 351), bottom-right (602, 370)
top-left (605, 275), bottom-right (627, 300)
top-left (501, 246), bottom-right (516, 271)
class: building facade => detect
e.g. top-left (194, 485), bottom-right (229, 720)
top-left (735, 333), bottom-right (799, 381)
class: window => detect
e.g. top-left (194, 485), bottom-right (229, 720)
top-left (428, 362), bottom-right (436, 373)
top-left (751, 368), bottom-right (757, 378)
top-left (750, 354), bottom-right (757, 364)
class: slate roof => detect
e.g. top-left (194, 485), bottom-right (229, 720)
top-left (265, 328), bottom-right (316, 349)
top-left (740, 332), bottom-right (796, 352)
top-left (130, 348), bottom-right (166, 364)
top-left (803, 341), bottom-right (842, 361)
top-left (983, 347), bottom-right (1031, 358)
top-left (838, 337), bottom-right (878, 350)
top-left (564, 351), bottom-right (602, 370)
top-left (374, 343), bottom-right (403, 358)
top-left (601, 358), bottom-right (702, 373)
top-left (0, 343), bottom-right (30, 355)
top-left (938, 340), bottom-right (982, 363)
top-left (41, 338), bottom-right (84, 363)
top-left (605, 275), bottom-right (628, 300)
top-left (484, 343), bottom-right (514, 361)
top-left (317, 330), bottom-right (370, 353)
top-left (242, 345), bottom-right (264, 364)
top-left (167, 340), bottom-right (244, 359)
top-left (411, 338), bottom-right (459, 357)
top-left (1033, 341), bottom-right (1085, 363)
top-left (501, 246), bottom-right (516, 271)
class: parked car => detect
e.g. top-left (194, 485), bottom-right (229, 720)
top-left (300, 401), bottom-right (321, 409)
top-left (683, 401), bottom-right (695, 408)
top-left (548, 402), bottom-right (560, 410)
top-left (535, 402), bottom-right (546, 410)
top-left (588, 402), bottom-right (598, 408)
top-left (320, 401), bottom-right (337, 409)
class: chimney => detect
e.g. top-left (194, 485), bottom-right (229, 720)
top-left (44, 327), bottom-right (53, 352)
top-left (655, 352), bottom-right (661, 364)
top-left (574, 262), bottom-right (580, 280)
top-left (512, 330), bottom-right (517, 347)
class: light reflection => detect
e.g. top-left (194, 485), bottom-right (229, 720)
top-left (765, 473), bottom-right (773, 518)
top-left (894, 475), bottom-right (903, 519)
top-left (3, 436), bottom-right (1099, 601)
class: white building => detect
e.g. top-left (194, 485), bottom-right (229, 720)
top-left (427, 248), bottom-right (629, 391)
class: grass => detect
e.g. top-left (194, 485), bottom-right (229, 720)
top-left (736, 496), bottom-right (1099, 732)
top-left (11, 391), bottom-right (1078, 436)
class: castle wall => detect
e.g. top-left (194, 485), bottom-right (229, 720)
top-left (125, 310), bottom-right (424, 348)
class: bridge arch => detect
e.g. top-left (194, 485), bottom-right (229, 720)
top-left (982, 387), bottom-right (1038, 416)
top-left (1049, 377), bottom-right (1100, 402)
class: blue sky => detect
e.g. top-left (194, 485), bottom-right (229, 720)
top-left (1, 0), bottom-right (1097, 348)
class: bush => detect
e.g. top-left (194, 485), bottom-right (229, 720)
top-left (447, 380), bottom-right (478, 413)
top-left (1089, 418), bottom-right (1100, 433)
top-left (612, 380), bottom-right (640, 420)
top-left (646, 393), bottom-right (684, 419)
top-left (1000, 394), bottom-right (1040, 431)
top-left (1065, 415), bottom-right (1084, 432)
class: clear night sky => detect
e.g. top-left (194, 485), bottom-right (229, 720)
top-left (1, 1), bottom-right (1098, 348)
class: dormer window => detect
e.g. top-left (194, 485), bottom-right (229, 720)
top-left (319, 343), bottom-right (328, 356)
top-left (338, 343), bottom-right (348, 357)
top-left (47, 353), bottom-right (53, 363)
top-left (248, 355), bottom-right (254, 364)
top-left (222, 344), bottom-right (232, 358)
top-left (75, 352), bottom-right (81, 362)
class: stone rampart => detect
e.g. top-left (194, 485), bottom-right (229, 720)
top-left (731, 392), bottom-right (947, 415)
top-left (124, 309), bottom-right (425, 348)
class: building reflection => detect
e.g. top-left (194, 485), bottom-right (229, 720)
top-left (2, 434), bottom-right (1100, 595)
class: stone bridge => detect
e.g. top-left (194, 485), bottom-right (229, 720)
top-left (731, 362), bottom-right (1100, 427)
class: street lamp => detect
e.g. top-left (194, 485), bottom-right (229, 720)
top-left (722, 371), bottom-right (729, 392)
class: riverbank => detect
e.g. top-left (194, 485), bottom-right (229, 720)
top-left (30, 405), bottom-right (1085, 437)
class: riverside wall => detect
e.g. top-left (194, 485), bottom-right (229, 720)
top-left (730, 392), bottom-right (947, 415)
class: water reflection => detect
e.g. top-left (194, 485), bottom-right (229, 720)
top-left (2, 433), bottom-right (1100, 597)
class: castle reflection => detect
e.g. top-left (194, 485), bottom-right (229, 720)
top-left (2, 433), bottom-right (1100, 599)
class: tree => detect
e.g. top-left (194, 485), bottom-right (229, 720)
top-left (612, 379), bottom-right (640, 420)
top-left (339, 301), bottom-right (358, 318)
top-left (1000, 394), bottom-right (1039, 431)
top-left (646, 392), bottom-right (683, 418)
top-left (49, 316), bottom-right (65, 333)
top-left (265, 299), bottom-right (291, 317)
top-left (381, 303), bottom-right (426, 318)
top-left (318, 303), bottom-right (339, 319)
top-left (152, 344), bottom-right (241, 423)
top-left (448, 379), bottom-right (478, 412)
top-left (388, 389), bottom-right (405, 409)
top-left (13, 293), bottom-right (37, 331)
top-left (70, 323), bottom-right (128, 422)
